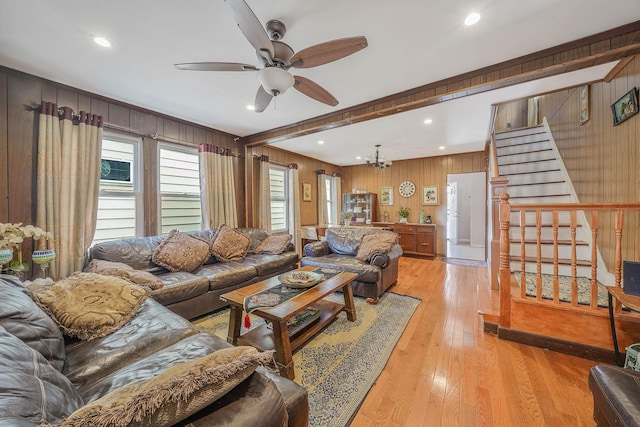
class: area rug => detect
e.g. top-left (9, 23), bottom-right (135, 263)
top-left (513, 271), bottom-right (608, 307)
top-left (440, 257), bottom-right (488, 268)
top-left (193, 291), bottom-right (420, 427)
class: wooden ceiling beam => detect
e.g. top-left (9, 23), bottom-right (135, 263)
top-left (243, 20), bottom-right (640, 147)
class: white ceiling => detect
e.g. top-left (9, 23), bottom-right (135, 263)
top-left (1, 1), bottom-right (638, 166)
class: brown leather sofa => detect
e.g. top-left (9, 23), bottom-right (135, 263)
top-left (88, 227), bottom-right (298, 320)
top-left (589, 364), bottom-right (640, 426)
top-left (0, 274), bottom-right (308, 426)
top-left (300, 227), bottom-right (402, 301)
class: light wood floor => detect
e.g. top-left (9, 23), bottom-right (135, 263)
top-left (350, 257), bottom-right (598, 427)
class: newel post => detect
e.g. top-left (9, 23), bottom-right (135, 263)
top-left (499, 193), bottom-right (512, 328)
top-left (489, 176), bottom-right (509, 290)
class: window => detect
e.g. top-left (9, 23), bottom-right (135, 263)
top-left (94, 134), bottom-right (142, 245)
top-left (158, 144), bottom-right (202, 234)
top-left (269, 166), bottom-right (288, 232)
top-left (324, 176), bottom-right (339, 225)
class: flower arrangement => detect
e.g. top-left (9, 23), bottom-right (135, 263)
top-left (397, 207), bottom-right (410, 218)
top-left (0, 223), bottom-right (53, 249)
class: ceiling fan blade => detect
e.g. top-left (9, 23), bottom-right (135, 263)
top-left (293, 76), bottom-right (338, 107)
top-left (254, 85), bottom-right (273, 112)
top-left (290, 36), bottom-right (368, 69)
top-left (224, 0), bottom-right (274, 60)
top-left (174, 62), bottom-right (258, 72)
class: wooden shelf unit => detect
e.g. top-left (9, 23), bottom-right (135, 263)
top-left (343, 192), bottom-right (377, 224)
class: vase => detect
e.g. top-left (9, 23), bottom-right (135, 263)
top-left (0, 248), bottom-right (13, 267)
top-left (399, 217), bottom-right (408, 224)
top-left (32, 249), bottom-right (56, 278)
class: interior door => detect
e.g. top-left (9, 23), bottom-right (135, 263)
top-left (447, 182), bottom-right (458, 244)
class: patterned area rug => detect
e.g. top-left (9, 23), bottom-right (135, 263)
top-left (513, 271), bottom-right (608, 307)
top-left (440, 257), bottom-right (488, 268)
top-left (194, 292), bottom-right (420, 427)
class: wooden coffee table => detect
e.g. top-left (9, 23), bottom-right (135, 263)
top-left (220, 266), bottom-right (358, 380)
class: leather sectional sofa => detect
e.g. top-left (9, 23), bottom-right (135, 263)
top-left (300, 227), bottom-right (402, 302)
top-left (589, 364), bottom-right (640, 426)
top-left (0, 274), bottom-right (308, 426)
top-left (87, 227), bottom-right (298, 320)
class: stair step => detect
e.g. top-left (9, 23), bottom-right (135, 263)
top-left (497, 148), bottom-right (553, 158)
top-left (506, 171), bottom-right (564, 185)
top-left (499, 159), bottom-right (558, 175)
top-left (508, 180), bottom-right (565, 187)
top-left (509, 239), bottom-right (589, 246)
top-left (494, 126), bottom-right (546, 141)
top-left (498, 152), bottom-right (556, 166)
top-left (510, 256), bottom-right (592, 267)
top-left (501, 168), bottom-right (561, 176)
top-left (509, 193), bottom-right (571, 200)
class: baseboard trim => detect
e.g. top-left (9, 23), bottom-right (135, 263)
top-left (497, 327), bottom-right (617, 363)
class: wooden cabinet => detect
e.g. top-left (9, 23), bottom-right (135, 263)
top-left (374, 223), bottom-right (436, 259)
top-left (342, 193), bottom-right (377, 224)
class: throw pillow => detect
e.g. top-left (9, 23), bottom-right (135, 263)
top-left (210, 224), bottom-right (251, 262)
top-left (355, 232), bottom-right (399, 262)
top-left (152, 229), bottom-right (211, 272)
top-left (254, 234), bottom-right (292, 254)
top-left (45, 347), bottom-right (274, 427)
top-left (28, 272), bottom-right (148, 341)
top-left (85, 259), bottom-right (164, 290)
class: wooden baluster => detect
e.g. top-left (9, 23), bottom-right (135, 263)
top-left (614, 210), bottom-right (624, 288)
top-left (552, 210), bottom-right (559, 303)
top-left (570, 211), bottom-right (578, 307)
top-left (590, 211), bottom-right (599, 310)
top-left (536, 210), bottom-right (542, 301)
top-left (499, 193), bottom-right (512, 328)
top-left (520, 210), bottom-right (526, 299)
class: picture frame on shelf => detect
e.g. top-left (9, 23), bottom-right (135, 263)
top-left (611, 88), bottom-right (639, 126)
top-left (422, 186), bottom-right (439, 205)
top-left (302, 182), bottom-right (312, 202)
top-left (380, 187), bottom-right (393, 206)
top-left (578, 85), bottom-right (589, 125)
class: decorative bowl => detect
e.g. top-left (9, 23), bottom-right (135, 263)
top-left (278, 271), bottom-right (323, 288)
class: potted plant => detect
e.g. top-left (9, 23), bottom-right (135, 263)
top-left (0, 223), bottom-right (54, 271)
top-left (397, 207), bottom-right (410, 223)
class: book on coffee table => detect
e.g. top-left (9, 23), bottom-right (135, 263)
top-left (267, 307), bottom-right (321, 336)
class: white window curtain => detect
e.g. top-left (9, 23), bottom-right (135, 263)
top-left (36, 101), bottom-right (103, 279)
top-left (258, 155), bottom-right (272, 232)
top-left (331, 174), bottom-right (342, 225)
top-left (317, 170), bottom-right (328, 225)
top-left (199, 145), bottom-right (238, 229)
top-left (288, 163), bottom-right (301, 257)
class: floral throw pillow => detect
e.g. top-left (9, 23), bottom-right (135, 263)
top-left (210, 224), bottom-right (251, 262)
top-left (254, 234), bottom-right (292, 255)
top-left (152, 229), bottom-right (211, 272)
top-left (355, 231), bottom-right (399, 262)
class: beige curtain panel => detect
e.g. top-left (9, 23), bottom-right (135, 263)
top-left (199, 145), bottom-right (238, 229)
top-left (288, 164), bottom-right (301, 257)
top-left (258, 155), bottom-right (272, 232)
top-left (317, 171), bottom-right (328, 225)
top-left (36, 101), bottom-right (103, 279)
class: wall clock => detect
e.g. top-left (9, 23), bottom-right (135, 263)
top-left (398, 181), bottom-right (416, 198)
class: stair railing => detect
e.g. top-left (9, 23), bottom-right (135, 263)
top-left (498, 193), bottom-right (640, 328)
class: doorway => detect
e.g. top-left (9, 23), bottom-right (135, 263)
top-left (446, 172), bottom-right (486, 261)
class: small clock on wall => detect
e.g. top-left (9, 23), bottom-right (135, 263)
top-left (398, 181), bottom-right (416, 198)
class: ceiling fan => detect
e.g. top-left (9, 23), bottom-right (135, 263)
top-left (175, 0), bottom-right (368, 112)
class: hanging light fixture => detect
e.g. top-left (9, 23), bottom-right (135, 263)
top-left (365, 144), bottom-right (392, 169)
top-left (257, 67), bottom-right (295, 96)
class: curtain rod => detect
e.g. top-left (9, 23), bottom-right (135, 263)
top-left (25, 102), bottom-right (243, 158)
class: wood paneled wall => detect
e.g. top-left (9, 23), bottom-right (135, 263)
top-left (246, 145), bottom-right (341, 227)
top-left (0, 66), bottom-right (241, 233)
top-left (536, 56), bottom-right (640, 268)
top-left (342, 151), bottom-right (487, 255)
top-left (494, 99), bottom-right (528, 132)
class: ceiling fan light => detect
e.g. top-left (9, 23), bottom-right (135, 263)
top-left (257, 67), bottom-right (294, 96)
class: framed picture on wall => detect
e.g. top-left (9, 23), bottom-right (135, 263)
top-left (302, 182), bottom-right (312, 202)
top-left (578, 85), bottom-right (589, 125)
top-left (611, 88), bottom-right (639, 126)
top-left (380, 187), bottom-right (393, 205)
top-left (422, 186), bottom-right (439, 205)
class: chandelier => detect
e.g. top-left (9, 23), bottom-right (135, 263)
top-left (365, 144), bottom-right (392, 169)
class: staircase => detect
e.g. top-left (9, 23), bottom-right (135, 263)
top-left (494, 121), bottom-right (609, 281)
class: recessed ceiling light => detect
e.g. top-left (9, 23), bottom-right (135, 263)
top-left (317, 140), bottom-right (324, 144)
top-left (424, 118), bottom-right (433, 124)
top-left (356, 156), bottom-right (362, 160)
top-left (246, 105), bottom-right (255, 111)
top-left (464, 12), bottom-right (481, 26)
top-left (93, 37), bottom-right (111, 47)
top-left (439, 146), bottom-right (446, 150)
